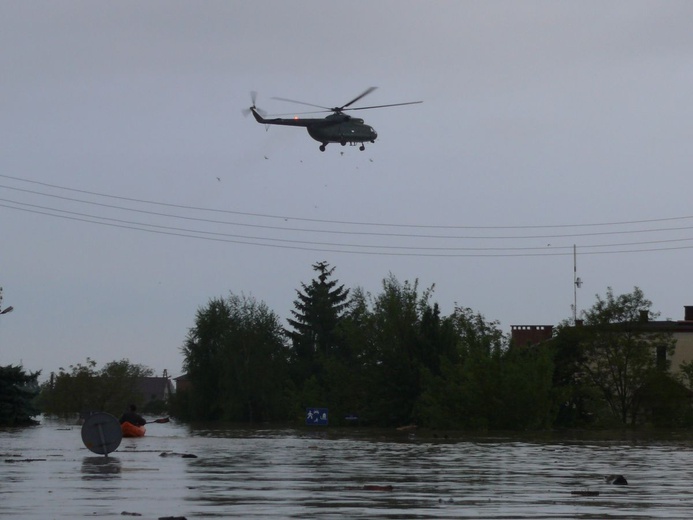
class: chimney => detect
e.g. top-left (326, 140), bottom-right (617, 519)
top-left (685, 306), bottom-right (693, 321)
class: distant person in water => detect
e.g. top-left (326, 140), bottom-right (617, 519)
top-left (119, 404), bottom-right (146, 426)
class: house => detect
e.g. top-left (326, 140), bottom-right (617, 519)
top-left (173, 373), bottom-right (191, 393)
top-left (511, 306), bottom-right (693, 376)
top-left (137, 375), bottom-right (174, 405)
top-left (629, 306), bottom-right (693, 376)
top-left (510, 325), bottom-right (553, 347)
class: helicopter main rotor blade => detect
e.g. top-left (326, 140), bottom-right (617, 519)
top-left (271, 97), bottom-right (331, 110)
top-left (270, 109), bottom-right (332, 116)
top-left (339, 86), bottom-right (378, 110)
top-left (269, 88), bottom-right (420, 116)
top-left (345, 100), bottom-right (423, 111)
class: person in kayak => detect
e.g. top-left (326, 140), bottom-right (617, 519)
top-left (119, 404), bottom-right (146, 426)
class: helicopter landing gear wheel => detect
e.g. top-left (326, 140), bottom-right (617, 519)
top-left (319, 144), bottom-right (326, 152)
top-left (359, 145), bottom-right (365, 151)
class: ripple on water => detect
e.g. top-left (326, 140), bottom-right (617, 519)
top-left (3, 420), bottom-right (693, 518)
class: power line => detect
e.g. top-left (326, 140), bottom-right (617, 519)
top-left (1, 183), bottom-right (692, 241)
top-left (3, 173), bottom-right (693, 230)
top-left (3, 173), bottom-right (693, 257)
top-left (3, 199), bottom-right (693, 257)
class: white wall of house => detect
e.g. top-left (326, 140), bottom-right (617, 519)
top-left (671, 332), bottom-right (693, 375)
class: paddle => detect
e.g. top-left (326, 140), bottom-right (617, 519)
top-left (149, 417), bottom-right (170, 424)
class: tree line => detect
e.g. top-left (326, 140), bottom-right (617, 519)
top-left (37, 358), bottom-right (155, 418)
top-left (0, 357), bottom-right (158, 426)
top-left (3, 262), bottom-right (691, 429)
top-left (171, 262), bottom-right (693, 429)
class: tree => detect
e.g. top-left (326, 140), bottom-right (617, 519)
top-left (492, 344), bottom-right (555, 429)
top-left (181, 298), bottom-right (233, 420)
top-left (414, 305), bottom-right (556, 431)
top-left (286, 262), bottom-right (350, 407)
top-left (219, 294), bottom-right (291, 422)
top-left (363, 275), bottom-right (453, 426)
top-left (449, 307), bottom-right (507, 429)
top-left (181, 293), bottom-right (290, 422)
top-left (40, 359), bottom-right (100, 416)
top-left (416, 307), bottom-right (501, 430)
top-left (39, 358), bottom-right (152, 417)
top-left (99, 359), bottom-right (154, 412)
top-left (549, 323), bottom-right (597, 427)
top-left (0, 365), bottom-right (40, 426)
top-left (323, 286), bottom-right (377, 423)
top-left (576, 287), bottom-right (676, 425)
top-left (286, 261), bottom-right (350, 360)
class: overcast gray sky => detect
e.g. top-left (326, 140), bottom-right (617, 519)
top-left (2, 1), bottom-right (693, 380)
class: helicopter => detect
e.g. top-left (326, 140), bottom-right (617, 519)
top-left (244, 87), bottom-right (422, 152)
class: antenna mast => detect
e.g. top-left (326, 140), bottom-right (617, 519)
top-left (573, 244), bottom-right (582, 323)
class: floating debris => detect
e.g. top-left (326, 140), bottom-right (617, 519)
top-left (363, 484), bottom-right (393, 492)
top-left (605, 474), bottom-right (628, 485)
top-left (160, 452), bottom-right (198, 459)
top-left (571, 490), bottom-right (600, 497)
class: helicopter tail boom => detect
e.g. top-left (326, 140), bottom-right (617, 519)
top-left (250, 107), bottom-right (331, 128)
top-left (250, 107), bottom-right (267, 124)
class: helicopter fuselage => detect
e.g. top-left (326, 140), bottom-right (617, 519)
top-left (307, 115), bottom-right (377, 146)
top-left (251, 109), bottom-right (377, 151)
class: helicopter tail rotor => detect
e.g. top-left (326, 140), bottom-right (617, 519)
top-left (242, 91), bottom-right (266, 117)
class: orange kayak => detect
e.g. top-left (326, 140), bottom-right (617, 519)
top-left (121, 421), bottom-right (146, 438)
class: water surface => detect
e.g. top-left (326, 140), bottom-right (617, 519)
top-left (2, 418), bottom-right (693, 518)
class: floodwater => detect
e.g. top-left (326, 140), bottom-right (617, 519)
top-left (2, 418), bottom-right (693, 519)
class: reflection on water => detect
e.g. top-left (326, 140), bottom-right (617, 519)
top-left (2, 418), bottom-right (693, 518)
top-left (81, 456), bottom-right (122, 479)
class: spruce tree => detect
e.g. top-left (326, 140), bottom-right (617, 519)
top-left (287, 262), bottom-right (350, 376)
top-left (0, 365), bottom-right (40, 426)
